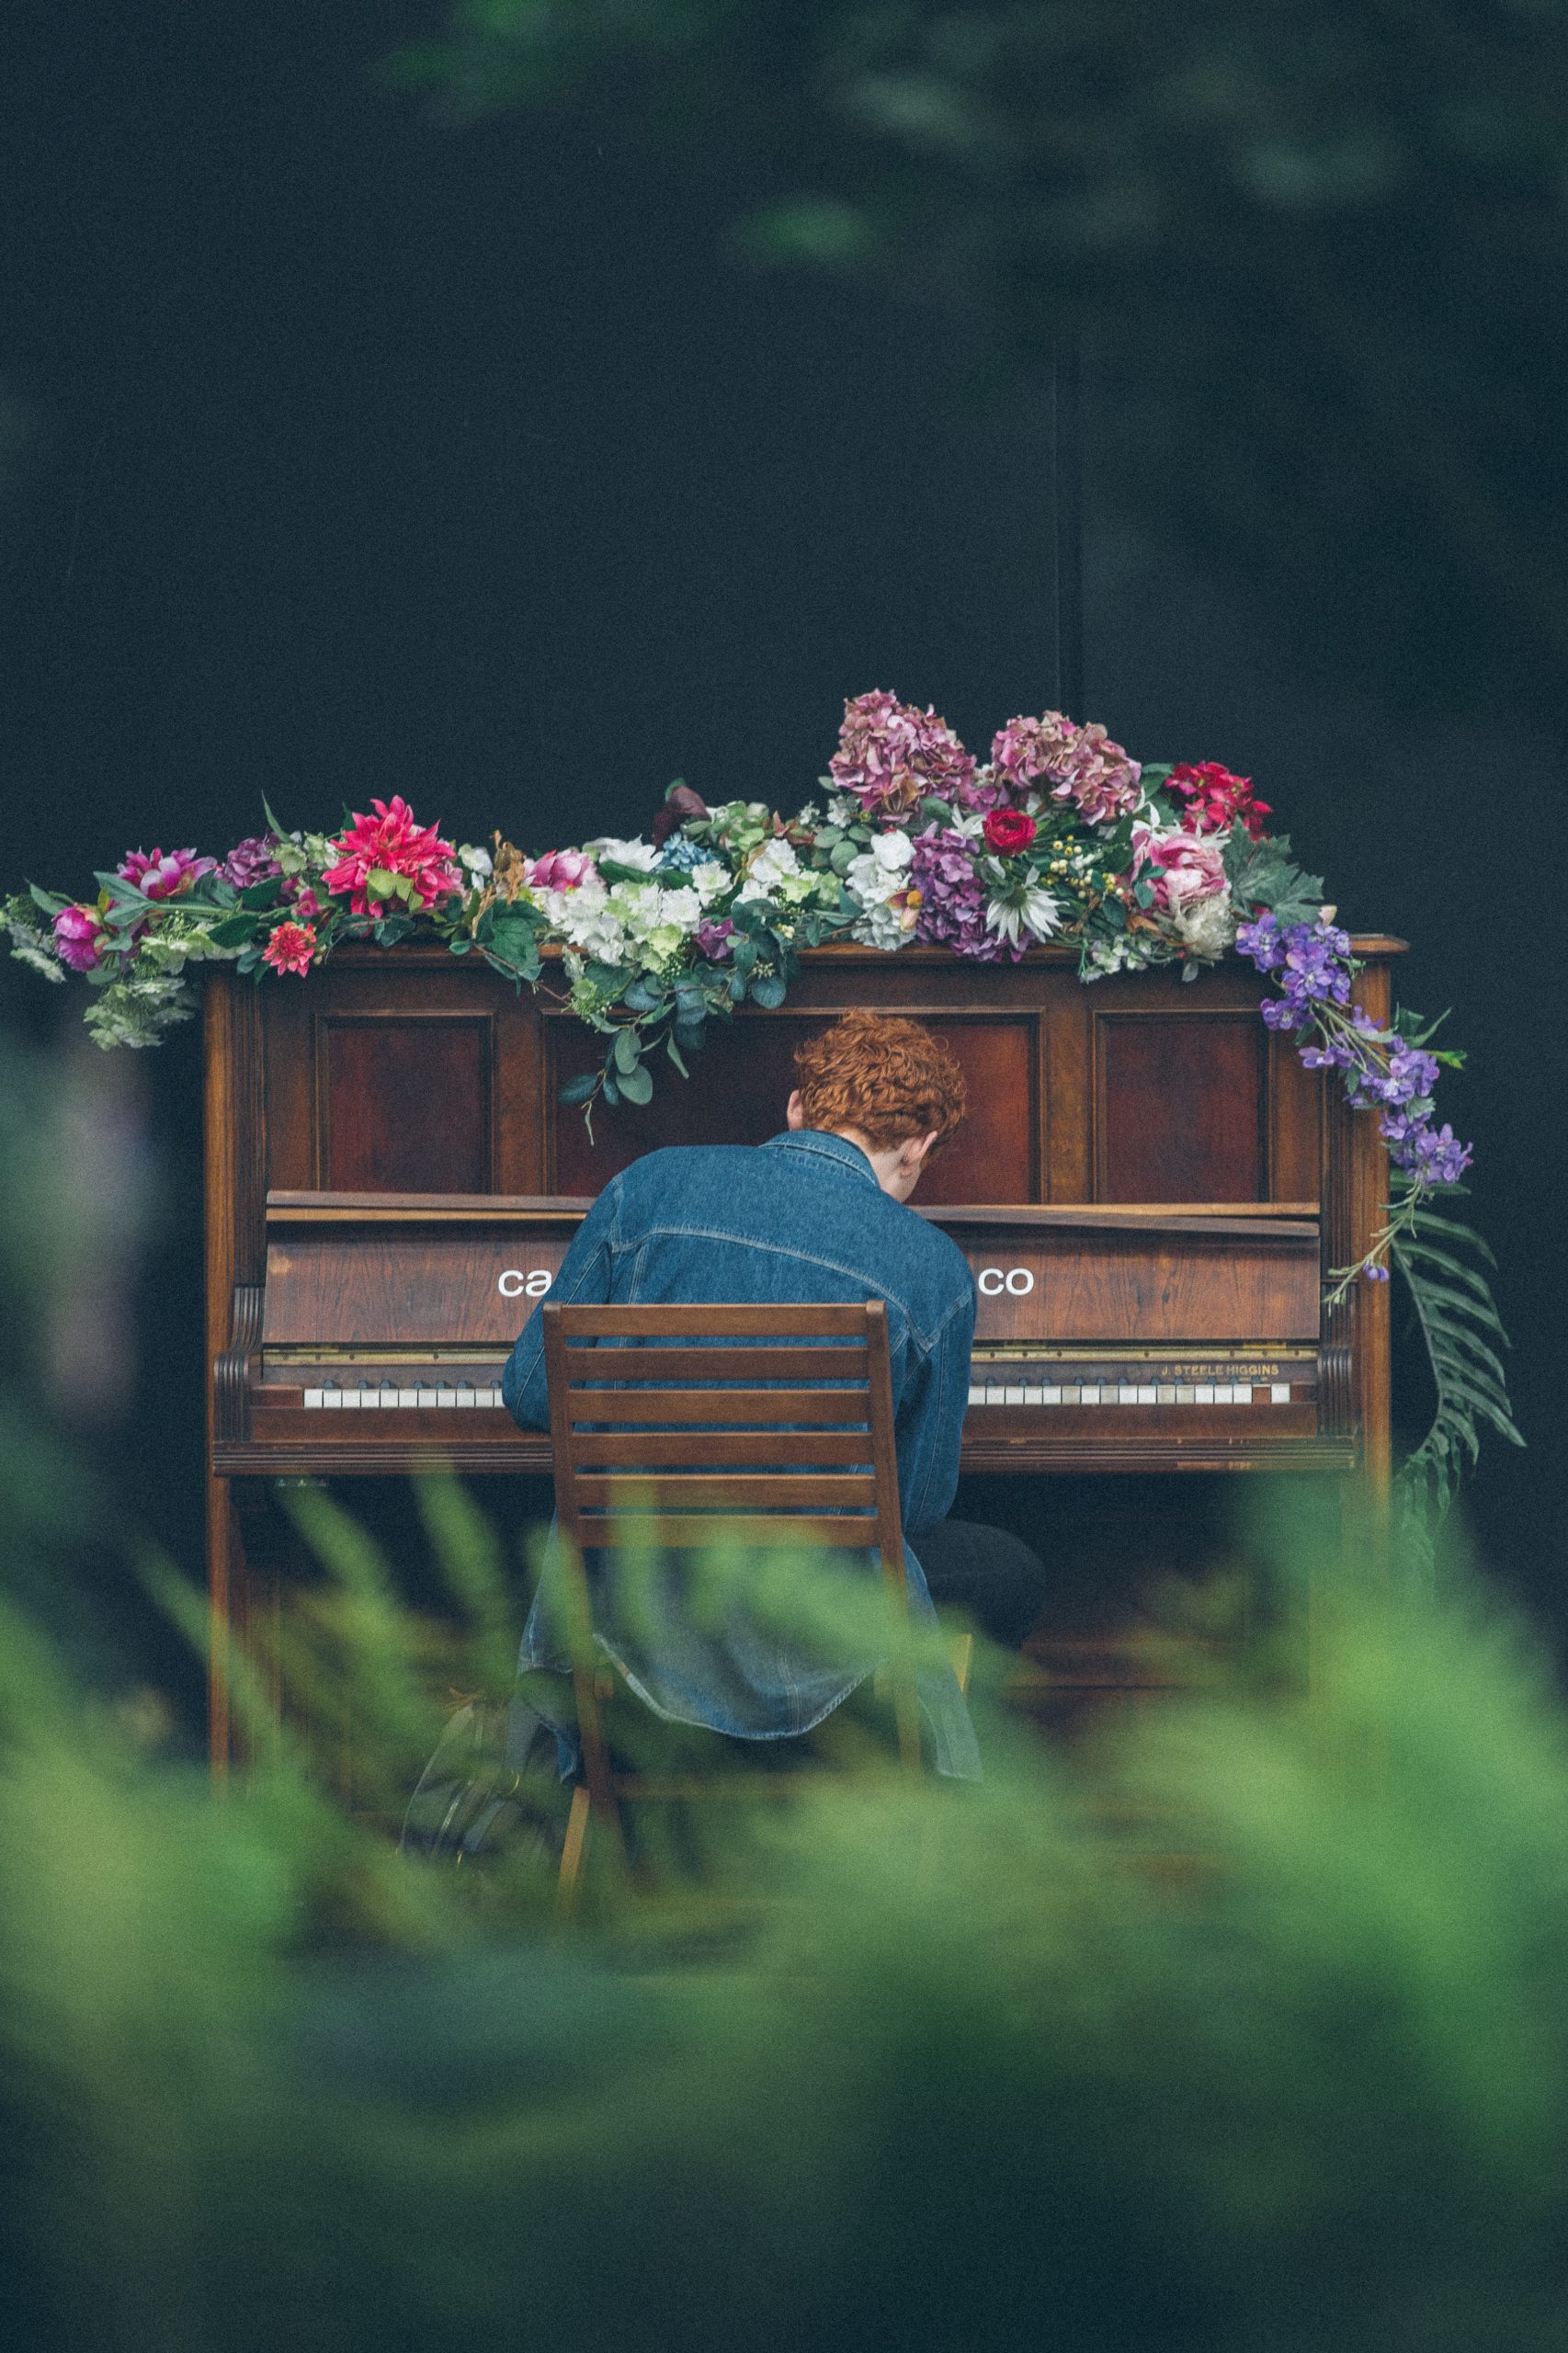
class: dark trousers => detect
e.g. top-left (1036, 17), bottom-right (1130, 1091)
top-left (912, 1517), bottom-right (1049, 1654)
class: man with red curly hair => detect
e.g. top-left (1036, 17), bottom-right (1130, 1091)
top-left (501, 1010), bottom-right (1045, 1782)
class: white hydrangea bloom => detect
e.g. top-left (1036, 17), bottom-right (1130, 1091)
top-left (824, 791), bottom-right (860, 827)
top-left (585, 835), bottom-right (661, 872)
top-left (656, 885), bottom-right (702, 930)
top-left (690, 861), bottom-right (729, 905)
top-left (459, 844), bottom-right (493, 877)
top-left (735, 836), bottom-right (802, 904)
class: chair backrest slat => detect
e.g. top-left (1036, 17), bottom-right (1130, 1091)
top-left (542, 1299), bottom-right (920, 1836)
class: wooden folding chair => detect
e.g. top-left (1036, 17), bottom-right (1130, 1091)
top-left (541, 1299), bottom-right (921, 1894)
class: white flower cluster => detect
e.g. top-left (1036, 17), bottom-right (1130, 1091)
top-left (538, 858), bottom-right (729, 973)
top-left (844, 831), bottom-right (917, 950)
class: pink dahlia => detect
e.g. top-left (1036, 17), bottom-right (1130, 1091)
top-left (323, 797), bottom-right (460, 915)
top-left (262, 919), bottom-right (318, 977)
top-left (528, 848), bottom-right (597, 892)
top-left (221, 835), bottom-right (282, 889)
top-left (829, 691), bottom-right (977, 818)
top-left (53, 904), bottom-right (108, 972)
top-left (119, 846), bottom-right (217, 899)
top-left (1131, 824), bottom-right (1230, 915)
top-left (1168, 761), bottom-right (1272, 840)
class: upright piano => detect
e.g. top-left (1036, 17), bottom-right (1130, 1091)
top-left (205, 938), bottom-right (1401, 1758)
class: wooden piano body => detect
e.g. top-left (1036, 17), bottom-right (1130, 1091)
top-left (205, 939), bottom-right (1400, 1757)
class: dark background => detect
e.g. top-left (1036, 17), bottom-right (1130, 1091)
top-left (0, 2), bottom-right (1554, 1695)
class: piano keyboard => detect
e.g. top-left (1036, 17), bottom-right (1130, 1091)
top-left (303, 1381), bottom-right (506, 1410)
top-left (968, 1380), bottom-right (1298, 1407)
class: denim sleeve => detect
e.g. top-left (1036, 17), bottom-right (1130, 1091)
top-left (897, 1283), bottom-right (976, 1530)
top-left (500, 1179), bottom-right (621, 1431)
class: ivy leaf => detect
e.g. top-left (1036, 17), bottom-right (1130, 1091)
top-left (1223, 830), bottom-right (1325, 924)
top-left (919, 797), bottom-right (953, 824)
top-left (733, 934), bottom-right (758, 973)
top-left (559, 1072), bottom-right (598, 1106)
top-left (617, 1062), bottom-right (653, 1105)
top-left (583, 960), bottom-right (631, 996)
top-left (673, 1018), bottom-right (707, 1056)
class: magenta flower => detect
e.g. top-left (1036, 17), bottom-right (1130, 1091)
top-left (323, 797), bottom-right (460, 915)
top-left (119, 846), bottom-right (217, 900)
top-left (528, 848), bottom-right (597, 892)
top-left (283, 881), bottom-right (324, 921)
top-left (1131, 824), bottom-right (1229, 914)
top-left (52, 904), bottom-right (108, 972)
top-left (829, 690), bottom-right (977, 818)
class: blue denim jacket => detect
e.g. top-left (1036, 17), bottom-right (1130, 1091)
top-left (502, 1130), bottom-right (982, 1779)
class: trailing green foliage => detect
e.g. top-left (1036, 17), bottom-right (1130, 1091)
top-left (1393, 1185), bottom-right (1524, 1566)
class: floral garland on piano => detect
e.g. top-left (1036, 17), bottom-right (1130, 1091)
top-left (6, 689), bottom-right (1518, 1536)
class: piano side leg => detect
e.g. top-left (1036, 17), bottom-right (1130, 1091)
top-left (207, 1472), bottom-right (235, 1779)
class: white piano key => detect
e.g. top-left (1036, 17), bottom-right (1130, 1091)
top-left (1137, 1385), bottom-right (1157, 1404)
top-left (304, 1389), bottom-right (324, 1410)
top-left (1195, 1384), bottom-right (1214, 1404)
top-left (1041, 1386), bottom-right (1062, 1404)
top-left (342, 1391), bottom-right (363, 1408)
top-left (415, 1386), bottom-right (439, 1407)
top-left (1214, 1384), bottom-right (1233, 1404)
top-left (397, 1388), bottom-right (418, 1408)
top-left (984, 1385), bottom-right (1006, 1404)
top-left (479, 1387), bottom-right (504, 1408)
top-left (1081, 1386), bottom-right (1102, 1405)
top-left (1271, 1382), bottom-right (1290, 1404)
top-left (1234, 1385), bottom-right (1253, 1404)
top-left (322, 1388), bottom-right (343, 1409)
top-left (1021, 1385), bottom-right (1044, 1404)
top-left (1118, 1384), bottom-right (1139, 1404)
top-left (435, 1386), bottom-right (459, 1408)
top-left (1157, 1385), bottom-right (1176, 1404)
top-left (967, 1385), bottom-right (985, 1406)
top-left (1004, 1386), bottom-right (1026, 1404)
top-left (1176, 1384), bottom-right (1195, 1404)
top-left (1062, 1386), bottom-right (1082, 1404)
top-left (454, 1388), bottom-right (477, 1407)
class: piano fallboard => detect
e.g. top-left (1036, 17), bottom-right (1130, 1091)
top-left (212, 1192), bottom-right (1353, 1479)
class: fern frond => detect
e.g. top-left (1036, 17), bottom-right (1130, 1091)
top-left (1392, 1189), bottom-right (1524, 1561)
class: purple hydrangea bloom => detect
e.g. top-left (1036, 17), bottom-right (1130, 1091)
top-left (910, 825), bottom-right (1012, 962)
top-left (221, 835), bottom-right (283, 889)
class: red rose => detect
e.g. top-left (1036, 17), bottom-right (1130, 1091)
top-left (982, 809), bottom-right (1037, 854)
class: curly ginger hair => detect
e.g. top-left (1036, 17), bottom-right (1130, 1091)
top-left (793, 1010), bottom-right (967, 1154)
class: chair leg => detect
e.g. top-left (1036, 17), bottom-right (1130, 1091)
top-left (557, 1782), bottom-right (593, 1910)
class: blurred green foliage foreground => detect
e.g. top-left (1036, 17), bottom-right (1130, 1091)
top-left (3, 1037), bottom-right (1568, 2352)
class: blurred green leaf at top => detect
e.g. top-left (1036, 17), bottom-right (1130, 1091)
top-left (393, 0), bottom-right (1568, 741)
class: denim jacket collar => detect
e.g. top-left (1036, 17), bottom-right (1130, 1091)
top-left (762, 1129), bottom-right (881, 1189)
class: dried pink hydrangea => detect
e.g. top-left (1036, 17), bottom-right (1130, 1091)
top-left (829, 690), bottom-right (977, 819)
top-left (990, 711), bottom-right (1142, 824)
top-left (221, 835), bottom-right (282, 889)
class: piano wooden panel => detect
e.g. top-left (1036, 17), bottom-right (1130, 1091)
top-left (203, 937), bottom-right (1404, 1766)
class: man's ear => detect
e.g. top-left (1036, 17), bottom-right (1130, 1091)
top-left (902, 1129), bottom-right (939, 1173)
top-left (786, 1089), bottom-right (805, 1131)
